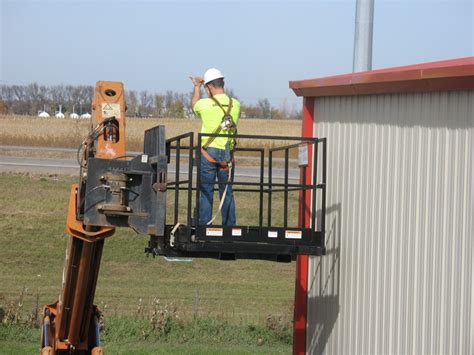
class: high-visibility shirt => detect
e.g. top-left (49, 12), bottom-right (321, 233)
top-left (193, 94), bottom-right (241, 149)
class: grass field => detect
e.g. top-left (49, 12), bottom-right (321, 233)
top-left (0, 173), bottom-right (299, 317)
top-left (0, 114), bottom-right (302, 352)
top-left (0, 174), bottom-right (296, 353)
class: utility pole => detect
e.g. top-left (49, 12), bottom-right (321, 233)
top-left (353, 0), bottom-right (375, 72)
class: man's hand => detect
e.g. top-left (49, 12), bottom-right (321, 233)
top-left (190, 76), bottom-right (204, 109)
top-left (190, 76), bottom-right (204, 87)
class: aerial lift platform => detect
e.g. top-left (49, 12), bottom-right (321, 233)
top-left (40, 81), bottom-right (326, 354)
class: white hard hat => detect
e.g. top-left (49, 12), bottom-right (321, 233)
top-left (203, 68), bottom-right (224, 85)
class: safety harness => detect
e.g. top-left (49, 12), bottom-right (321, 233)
top-left (200, 95), bottom-right (237, 225)
top-left (200, 96), bottom-right (236, 172)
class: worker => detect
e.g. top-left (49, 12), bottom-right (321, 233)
top-left (190, 68), bottom-right (241, 225)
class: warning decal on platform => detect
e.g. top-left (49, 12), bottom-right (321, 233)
top-left (268, 231), bottom-right (278, 238)
top-left (232, 228), bottom-right (242, 236)
top-left (285, 230), bottom-right (302, 239)
top-left (102, 103), bottom-right (121, 118)
top-left (206, 228), bottom-right (223, 236)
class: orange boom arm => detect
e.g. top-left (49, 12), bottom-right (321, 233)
top-left (41, 82), bottom-right (126, 354)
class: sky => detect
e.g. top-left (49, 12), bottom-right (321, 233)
top-left (1, 0), bottom-right (473, 108)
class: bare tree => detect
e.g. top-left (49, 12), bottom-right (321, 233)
top-left (0, 83), bottom-right (275, 119)
top-left (125, 90), bottom-right (138, 117)
top-left (257, 98), bottom-right (272, 119)
top-left (154, 94), bottom-right (165, 117)
top-left (139, 90), bottom-right (153, 117)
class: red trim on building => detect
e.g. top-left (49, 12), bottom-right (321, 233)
top-left (289, 56), bottom-right (474, 97)
top-left (293, 96), bottom-right (314, 354)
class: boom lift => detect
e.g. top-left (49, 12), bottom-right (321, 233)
top-left (40, 81), bottom-right (326, 354)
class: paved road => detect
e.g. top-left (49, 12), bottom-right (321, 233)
top-left (0, 155), bottom-right (300, 181)
top-left (0, 145), bottom-right (78, 153)
top-left (0, 145), bottom-right (298, 163)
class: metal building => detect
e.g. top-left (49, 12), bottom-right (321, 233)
top-left (289, 57), bottom-right (474, 354)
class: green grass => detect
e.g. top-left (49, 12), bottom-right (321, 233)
top-left (0, 316), bottom-right (291, 354)
top-left (0, 173), bottom-right (297, 352)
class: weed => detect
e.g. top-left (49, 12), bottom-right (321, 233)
top-left (266, 314), bottom-right (292, 343)
top-left (149, 298), bottom-right (178, 337)
top-left (1, 288), bottom-right (40, 329)
top-left (0, 292), bottom-right (293, 351)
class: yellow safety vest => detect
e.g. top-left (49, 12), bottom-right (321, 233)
top-left (193, 94), bottom-right (241, 149)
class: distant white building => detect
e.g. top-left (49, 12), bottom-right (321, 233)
top-left (55, 105), bottom-right (65, 119)
top-left (70, 105), bottom-right (79, 119)
top-left (38, 104), bottom-right (50, 118)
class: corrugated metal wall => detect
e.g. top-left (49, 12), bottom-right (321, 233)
top-left (306, 91), bottom-right (473, 354)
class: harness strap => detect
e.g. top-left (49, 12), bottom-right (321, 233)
top-left (201, 148), bottom-right (232, 171)
top-left (211, 95), bottom-right (233, 116)
top-left (203, 96), bottom-right (235, 150)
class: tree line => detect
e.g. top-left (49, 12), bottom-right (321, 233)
top-left (0, 83), bottom-right (301, 119)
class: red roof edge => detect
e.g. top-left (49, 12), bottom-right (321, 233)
top-left (289, 56), bottom-right (474, 97)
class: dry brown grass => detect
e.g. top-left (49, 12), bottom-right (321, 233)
top-left (0, 114), bottom-right (302, 152)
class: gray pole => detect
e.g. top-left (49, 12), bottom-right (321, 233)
top-left (353, 0), bottom-right (375, 72)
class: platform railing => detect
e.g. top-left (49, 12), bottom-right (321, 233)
top-left (164, 132), bottom-right (326, 259)
top-left (166, 133), bottom-right (325, 236)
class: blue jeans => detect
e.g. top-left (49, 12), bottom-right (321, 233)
top-left (199, 147), bottom-right (236, 225)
